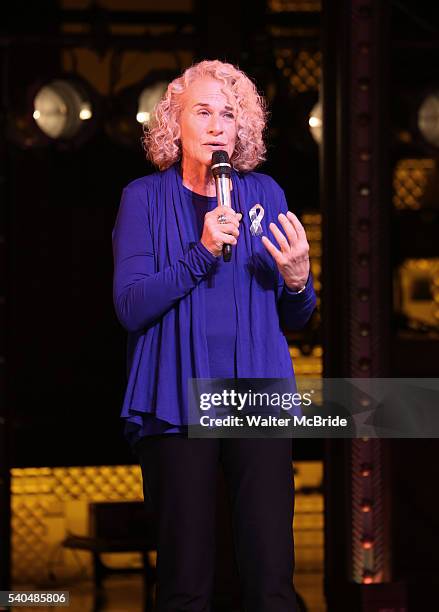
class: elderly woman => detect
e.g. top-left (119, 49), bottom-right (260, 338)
top-left (112, 60), bottom-right (316, 612)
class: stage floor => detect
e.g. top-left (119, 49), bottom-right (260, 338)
top-left (8, 572), bottom-right (326, 612)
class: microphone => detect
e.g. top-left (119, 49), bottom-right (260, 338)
top-left (211, 150), bottom-right (232, 263)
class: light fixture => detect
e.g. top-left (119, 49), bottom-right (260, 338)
top-left (137, 81), bottom-right (169, 125)
top-left (309, 100), bottom-right (322, 144)
top-left (106, 71), bottom-right (174, 149)
top-left (6, 75), bottom-right (98, 150)
top-left (32, 76), bottom-right (97, 145)
top-left (416, 90), bottom-right (439, 149)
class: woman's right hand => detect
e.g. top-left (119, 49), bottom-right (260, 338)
top-left (200, 207), bottom-right (242, 258)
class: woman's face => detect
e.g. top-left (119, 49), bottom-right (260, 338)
top-left (179, 77), bottom-right (237, 170)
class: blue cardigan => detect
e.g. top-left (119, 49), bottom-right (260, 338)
top-left (112, 163), bottom-right (317, 442)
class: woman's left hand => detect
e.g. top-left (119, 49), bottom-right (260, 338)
top-left (261, 211), bottom-right (310, 291)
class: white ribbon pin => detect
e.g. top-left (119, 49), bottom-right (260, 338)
top-left (249, 204), bottom-right (265, 236)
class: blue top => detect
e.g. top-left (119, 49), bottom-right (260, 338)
top-left (126, 184), bottom-right (237, 443)
top-left (112, 163), bottom-right (317, 447)
top-left (184, 184), bottom-right (237, 381)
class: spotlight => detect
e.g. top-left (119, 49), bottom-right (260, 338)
top-left (416, 90), bottom-right (439, 149)
top-left (275, 90), bottom-right (320, 155)
top-left (32, 78), bottom-right (95, 141)
top-left (7, 76), bottom-right (98, 150)
top-left (106, 71), bottom-right (174, 149)
top-left (309, 100), bottom-right (322, 144)
top-left (137, 81), bottom-right (169, 125)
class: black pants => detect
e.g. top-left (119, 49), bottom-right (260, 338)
top-left (134, 435), bottom-right (298, 612)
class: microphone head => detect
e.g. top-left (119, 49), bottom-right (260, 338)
top-left (211, 150), bottom-right (232, 178)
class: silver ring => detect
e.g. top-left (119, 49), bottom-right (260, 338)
top-left (217, 214), bottom-right (227, 224)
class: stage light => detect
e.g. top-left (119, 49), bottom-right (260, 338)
top-left (33, 79), bottom-right (94, 140)
top-left (417, 91), bottom-right (439, 149)
top-left (106, 72), bottom-right (174, 149)
top-left (137, 81), bottom-right (168, 125)
top-left (309, 100), bottom-right (322, 144)
top-left (6, 75), bottom-right (98, 150)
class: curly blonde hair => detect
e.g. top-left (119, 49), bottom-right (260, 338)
top-left (143, 59), bottom-right (268, 172)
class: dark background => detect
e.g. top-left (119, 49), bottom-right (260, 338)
top-left (2, 0), bottom-right (439, 469)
